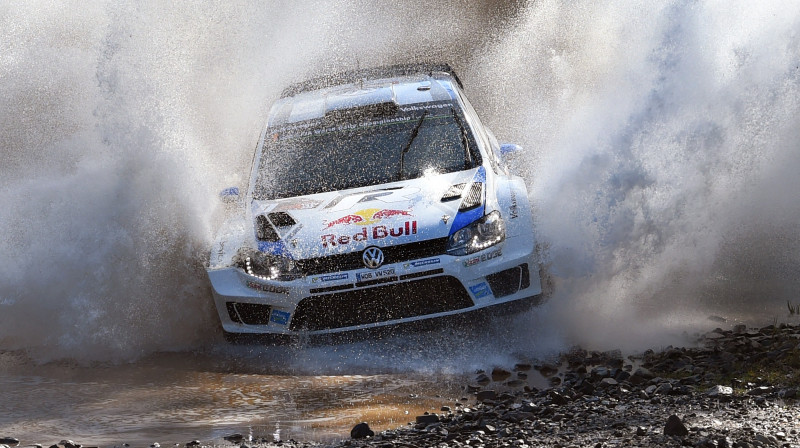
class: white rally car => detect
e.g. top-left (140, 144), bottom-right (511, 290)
top-left (207, 64), bottom-right (543, 341)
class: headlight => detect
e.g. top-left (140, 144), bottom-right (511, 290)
top-left (446, 211), bottom-right (505, 256)
top-left (233, 248), bottom-right (301, 281)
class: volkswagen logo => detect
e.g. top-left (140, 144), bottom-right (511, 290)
top-left (362, 246), bottom-right (384, 269)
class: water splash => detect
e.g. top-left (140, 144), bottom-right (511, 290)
top-left (2, 0), bottom-right (799, 363)
top-left (474, 0), bottom-right (800, 350)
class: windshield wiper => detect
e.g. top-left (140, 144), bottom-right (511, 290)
top-left (398, 110), bottom-right (428, 181)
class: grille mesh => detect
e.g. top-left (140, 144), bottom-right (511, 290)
top-left (289, 275), bottom-right (472, 331)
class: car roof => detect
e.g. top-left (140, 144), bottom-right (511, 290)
top-left (268, 64), bottom-right (464, 128)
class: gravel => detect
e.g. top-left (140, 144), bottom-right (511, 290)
top-left (4, 323), bottom-right (798, 448)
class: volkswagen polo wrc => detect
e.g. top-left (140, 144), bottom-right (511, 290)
top-left (207, 64), bottom-right (543, 340)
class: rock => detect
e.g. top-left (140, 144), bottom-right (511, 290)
top-left (475, 373), bottom-right (491, 385)
top-left (350, 422), bottom-right (374, 439)
top-left (0, 440), bottom-right (18, 447)
top-left (754, 434), bottom-right (776, 446)
top-left (223, 434), bottom-right (243, 444)
top-left (717, 436), bottom-right (733, 448)
top-left (415, 413), bottom-right (440, 424)
top-left (590, 366), bottom-right (610, 379)
top-left (599, 378), bottom-right (618, 387)
top-left (514, 363), bottom-right (532, 371)
top-left (747, 386), bottom-right (772, 396)
top-left (491, 367), bottom-right (512, 382)
top-left (778, 388), bottom-right (797, 398)
top-left (548, 390), bottom-right (569, 405)
top-left (655, 382), bottom-right (673, 395)
top-left (664, 414), bottom-right (689, 437)
top-left (636, 426), bottom-right (648, 436)
top-left (707, 385), bottom-right (733, 397)
top-left (466, 384), bottom-right (482, 392)
top-left (476, 390), bottom-right (497, 402)
top-left (185, 442), bottom-right (200, 447)
top-left (535, 363), bottom-right (559, 377)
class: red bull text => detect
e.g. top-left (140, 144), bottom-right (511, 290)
top-left (321, 221), bottom-right (417, 247)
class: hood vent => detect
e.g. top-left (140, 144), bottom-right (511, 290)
top-left (268, 212), bottom-right (296, 228)
top-left (459, 182), bottom-right (483, 211)
top-left (256, 212), bottom-right (297, 242)
top-left (441, 183), bottom-right (466, 202)
top-left (255, 215), bottom-right (280, 242)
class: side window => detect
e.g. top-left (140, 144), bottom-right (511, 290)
top-left (456, 90), bottom-right (503, 174)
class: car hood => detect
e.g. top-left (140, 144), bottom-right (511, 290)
top-left (249, 167), bottom-right (486, 260)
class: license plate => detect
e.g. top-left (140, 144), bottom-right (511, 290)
top-left (356, 268), bottom-right (395, 282)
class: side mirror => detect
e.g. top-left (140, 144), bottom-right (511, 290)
top-left (499, 143), bottom-right (522, 156)
top-left (219, 187), bottom-right (240, 204)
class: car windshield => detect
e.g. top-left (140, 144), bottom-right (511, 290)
top-left (253, 108), bottom-right (477, 200)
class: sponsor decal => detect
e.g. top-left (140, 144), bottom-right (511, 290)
top-left (325, 188), bottom-right (420, 211)
top-left (215, 240), bottom-right (226, 265)
top-left (257, 240), bottom-right (292, 257)
top-left (403, 258), bottom-right (441, 269)
top-left (321, 221), bottom-right (417, 247)
top-left (245, 280), bottom-right (289, 294)
top-left (509, 190), bottom-right (519, 219)
top-left (323, 208), bottom-right (412, 228)
top-left (469, 282), bottom-right (492, 299)
top-left (311, 273), bottom-right (349, 283)
top-left (270, 309), bottom-right (291, 325)
top-left (356, 267), bottom-right (395, 282)
top-left (463, 249), bottom-right (502, 267)
top-left (273, 198), bottom-right (321, 212)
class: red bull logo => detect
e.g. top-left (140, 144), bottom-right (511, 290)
top-left (323, 208), bottom-right (412, 229)
top-left (322, 221), bottom-right (417, 248)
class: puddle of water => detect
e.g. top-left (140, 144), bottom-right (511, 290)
top-left (0, 349), bottom-right (470, 445)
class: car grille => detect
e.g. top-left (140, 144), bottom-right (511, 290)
top-left (289, 275), bottom-right (473, 331)
top-left (295, 237), bottom-right (448, 276)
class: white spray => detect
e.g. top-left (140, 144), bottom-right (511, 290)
top-left (1, 1), bottom-right (799, 363)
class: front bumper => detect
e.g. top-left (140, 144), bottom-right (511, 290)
top-left (207, 240), bottom-right (542, 336)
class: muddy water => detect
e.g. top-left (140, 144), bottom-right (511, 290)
top-left (0, 350), bottom-right (465, 444)
top-left (0, 321), bottom-right (563, 445)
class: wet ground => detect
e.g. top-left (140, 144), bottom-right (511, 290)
top-left (0, 350), bottom-right (462, 444)
top-left (3, 311), bottom-right (793, 446)
top-left (0, 319), bottom-right (561, 446)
